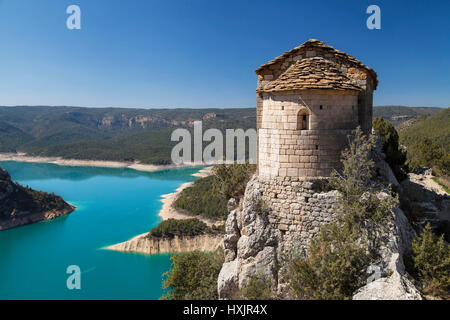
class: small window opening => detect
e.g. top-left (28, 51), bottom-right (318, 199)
top-left (319, 105), bottom-right (323, 110)
top-left (281, 106), bottom-right (284, 110)
top-left (297, 110), bottom-right (310, 130)
top-left (315, 145), bottom-right (319, 150)
top-left (305, 197), bottom-right (309, 203)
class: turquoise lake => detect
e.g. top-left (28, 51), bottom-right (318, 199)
top-left (0, 161), bottom-right (201, 300)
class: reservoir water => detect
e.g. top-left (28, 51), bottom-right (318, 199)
top-left (0, 161), bottom-right (200, 300)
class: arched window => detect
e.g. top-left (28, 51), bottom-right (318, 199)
top-left (297, 109), bottom-right (309, 130)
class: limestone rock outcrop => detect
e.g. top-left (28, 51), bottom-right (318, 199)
top-left (217, 156), bottom-right (423, 300)
top-left (400, 171), bottom-right (450, 235)
top-left (106, 232), bottom-right (223, 255)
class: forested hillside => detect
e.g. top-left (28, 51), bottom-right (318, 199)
top-left (0, 105), bottom-right (444, 165)
top-left (0, 106), bottom-right (255, 164)
top-left (398, 108), bottom-right (450, 176)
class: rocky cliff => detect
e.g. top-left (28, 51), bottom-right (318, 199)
top-left (0, 167), bottom-right (75, 230)
top-left (106, 232), bottom-right (223, 255)
top-left (217, 144), bottom-right (423, 300)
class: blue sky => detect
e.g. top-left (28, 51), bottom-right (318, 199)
top-left (0, 0), bottom-right (448, 108)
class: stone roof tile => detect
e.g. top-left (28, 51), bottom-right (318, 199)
top-left (256, 39), bottom-right (377, 88)
top-left (258, 57), bottom-right (363, 93)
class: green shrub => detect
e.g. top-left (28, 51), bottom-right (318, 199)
top-left (329, 128), bottom-right (396, 236)
top-left (236, 274), bottom-right (273, 300)
top-left (212, 163), bottom-right (256, 200)
top-left (285, 223), bottom-right (371, 300)
top-left (161, 248), bottom-right (224, 300)
top-left (284, 128), bottom-right (396, 300)
top-left (411, 223), bottom-right (450, 298)
top-left (373, 117), bottom-right (408, 180)
top-left (210, 224), bottom-right (225, 233)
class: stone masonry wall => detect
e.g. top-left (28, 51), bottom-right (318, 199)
top-left (218, 175), bottom-right (340, 298)
top-left (257, 175), bottom-right (338, 251)
top-left (258, 91), bottom-right (358, 178)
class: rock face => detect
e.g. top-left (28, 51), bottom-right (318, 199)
top-left (217, 155), bottom-right (423, 300)
top-left (219, 177), bottom-right (280, 300)
top-left (0, 167), bottom-right (75, 230)
top-left (106, 232), bottom-right (223, 255)
top-left (400, 171), bottom-right (450, 238)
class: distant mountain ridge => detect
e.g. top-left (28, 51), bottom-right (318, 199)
top-left (373, 106), bottom-right (443, 125)
top-left (0, 105), bottom-right (443, 165)
top-left (0, 106), bottom-right (256, 164)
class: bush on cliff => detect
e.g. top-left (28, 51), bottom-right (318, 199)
top-left (285, 223), bottom-right (371, 300)
top-left (174, 176), bottom-right (228, 220)
top-left (212, 163), bottom-right (256, 200)
top-left (411, 223), bottom-right (450, 299)
top-left (373, 117), bottom-right (408, 180)
top-left (284, 127), bottom-right (397, 300)
top-left (236, 274), bottom-right (273, 300)
top-left (160, 248), bottom-right (224, 300)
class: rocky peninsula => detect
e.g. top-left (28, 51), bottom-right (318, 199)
top-left (105, 166), bottom-right (224, 255)
top-left (0, 167), bottom-right (75, 230)
top-left (106, 232), bottom-right (222, 255)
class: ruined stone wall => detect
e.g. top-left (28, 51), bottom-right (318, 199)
top-left (258, 90), bottom-right (358, 178)
top-left (219, 175), bottom-right (341, 298)
top-left (257, 176), bottom-right (338, 251)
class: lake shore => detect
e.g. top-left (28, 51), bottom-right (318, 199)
top-left (104, 165), bottom-right (221, 254)
top-left (157, 166), bottom-right (218, 226)
top-left (0, 153), bottom-right (218, 227)
top-left (0, 152), bottom-right (208, 173)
